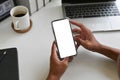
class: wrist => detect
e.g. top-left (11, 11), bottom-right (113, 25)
top-left (93, 43), bottom-right (103, 52)
top-left (47, 74), bottom-right (60, 80)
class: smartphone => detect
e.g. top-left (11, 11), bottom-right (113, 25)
top-left (51, 18), bottom-right (77, 59)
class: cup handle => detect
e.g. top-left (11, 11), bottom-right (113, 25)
top-left (14, 21), bottom-right (20, 30)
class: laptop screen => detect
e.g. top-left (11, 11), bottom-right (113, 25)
top-left (62, 0), bottom-right (116, 4)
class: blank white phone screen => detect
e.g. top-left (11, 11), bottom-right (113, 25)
top-left (52, 19), bottom-right (77, 58)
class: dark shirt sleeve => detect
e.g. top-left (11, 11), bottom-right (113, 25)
top-left (117, 55), bottom-right (120, 79)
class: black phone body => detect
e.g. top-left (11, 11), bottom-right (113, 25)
top-left (51, 18), bottom-right (77, 59)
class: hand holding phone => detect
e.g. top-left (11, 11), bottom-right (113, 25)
top-left (51, 18), bottom-right (77, 59)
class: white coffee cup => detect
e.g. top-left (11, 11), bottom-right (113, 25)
top-left (10, 6), bottom-right (30, 30)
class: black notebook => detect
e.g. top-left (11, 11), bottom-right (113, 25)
top-left (0, 48), bottom-right (19, 80)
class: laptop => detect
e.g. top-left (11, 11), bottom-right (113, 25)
top-left (62, 0), bottom-right (120, 32)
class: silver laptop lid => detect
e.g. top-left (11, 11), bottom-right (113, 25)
top-left (62, 0), bottom-right (116, 4)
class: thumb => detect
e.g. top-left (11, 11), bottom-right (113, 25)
top-left (62, 57), bottom-right (69, 64)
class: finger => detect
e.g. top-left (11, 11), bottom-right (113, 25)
top-left (68, 56), bottom-right (74, 62)
top-left (79, 38), bottom-right (87, 47)
top-left (74, 37), bottom-right (81, 49)
top-left (72, 28), bottom-right (81, 34)
top-left (72, 28), bottom-right (82, 37)
top-left (70, 20), bottom-right (93, 40)
top-left (70, 20), bottom-right (88, 31)
top-left (77, 42), bottom-right (81, 48)
top-left (74, 35), bottom-right (81, 39)
top-left (51, 42), bottom-right (59, 61)
top-left (74, 36), bottom-right (81, 42)
top-left (73, 31), bottom-right (86, 40)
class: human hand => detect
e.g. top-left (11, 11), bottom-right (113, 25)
top-left (47, 42), bottom-right (69, 80)
top-left (70, 20), bottom-right (101, 52)
top-left (117, 55), bottom-right (120, 79)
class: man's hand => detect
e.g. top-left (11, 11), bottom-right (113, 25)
top-left (70, 20), bottom-right (120, 61)
top-left (70, 20), bottom-right (101, 52)
top-left (117, 55), bottom-right (120, 78)
top-left (47, 42), bottom-right (69, 80)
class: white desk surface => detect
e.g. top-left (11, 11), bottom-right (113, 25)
top-left (0, 0), bottom-right (120, 80)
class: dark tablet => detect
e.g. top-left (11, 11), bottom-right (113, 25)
top-left (0, 48), bottom-right (19, 80)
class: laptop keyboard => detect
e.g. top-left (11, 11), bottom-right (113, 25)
top-left (64, 3), bottom-right (120, 18)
